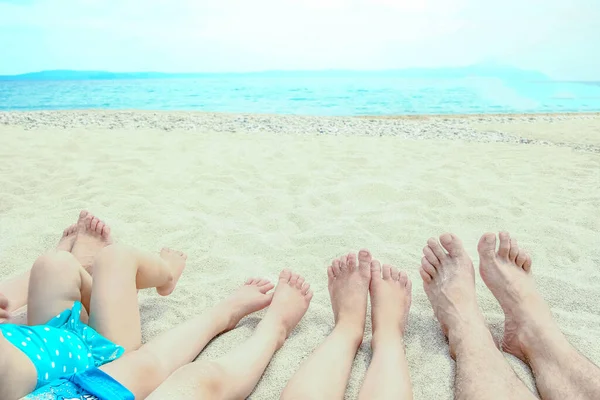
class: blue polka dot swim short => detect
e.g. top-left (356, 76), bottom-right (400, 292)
top-left (0, 301), bottom-right (124, 389)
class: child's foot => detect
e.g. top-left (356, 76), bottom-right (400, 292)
top-left (156, 248), bottom-right (187, 296)
top-left (218, 278), bottom-right (276, 330)
top-left (56, 224), bottom-right (78, 252)
top-left (369, 259), bottom-right (412, 349)
top-left (261, 269), bottom-right (313, 348)
top-left (327, 250), bottom-right (372, 343)
top-left (71, 210), bottom-right (113, 272)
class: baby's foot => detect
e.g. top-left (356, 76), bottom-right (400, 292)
top-left (478, 232), bottom-right (561, 362)
top-left (261, 269), bottom-right (313, 348)
top-left (71, 210), bottom-right (112, 272)
top-left (327, 250), bottom-right (372, 342)
top-left (420, 233), bottom-right (487, 356)
top-left (56, 224), bottom-right (77, 252)
top-left (369, 260), bottom-right (412, 349)
top-left (156, 248), bottom-right (187, 296)
top-left (218, 278), bottom-right (275, 330)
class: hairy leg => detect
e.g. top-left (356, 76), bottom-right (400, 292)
top-left (146, 270), bottom-right (312, 400)
top-left (479, 232), bottom-right (600, 400)
top-left (420, 234), bottom-right (536, 400)
top-left (281, 251), bottom-right (371, 400)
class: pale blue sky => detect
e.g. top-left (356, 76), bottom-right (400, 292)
top-left (0, 0), bottom-right (598, 80)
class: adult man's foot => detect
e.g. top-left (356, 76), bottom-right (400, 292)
top-left (260, 269), bottom-right (313, 348)
top-left (70, 210), bottom-right (112, 272)
top-left (419, 233), bottom-right (488, 356)
top-left (156, 248), bottom-right (187, 296)
top-left (56, 223), bottom-right (77, 252)
top-left (369, 259), bottom-right (412, 348)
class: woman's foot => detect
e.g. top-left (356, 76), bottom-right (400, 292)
top-left (369, 259), bottom-right (412, 349)
top-left (218, 278), bottom-right (276, 330)
top-left (419, 233), bottom-right (488, 356)
top-left (478, 232), bottom-right (561, 361)
top-left (56, 223), bottom-right (77, 252)
top-left (327, 251), bottom-right (372, 343)
top-left (261, 269), bottom-right (313, 348)
top-left (156, 248), bottom-right (187, 296)
top-left (71, 210), bottom-right (113, 272)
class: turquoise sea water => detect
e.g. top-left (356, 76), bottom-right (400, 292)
top-left (1, 76), bottom-right (599, 115)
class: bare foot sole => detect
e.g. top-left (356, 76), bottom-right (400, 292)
top-left (327, 250), bottom-right (372, 341)
top-left (262, 269), bottom-right (313, 348)
top-left (419, 233), bottom-right (486, 355)
top-left (218, 278), bottom-right (275, 330)
top-left (478, 232), bottom-right (558, 361)
top-left (70, 210), bottom-right (113, 272)
top-left (156, 248), bottom-right (187, 296)
top-left (56, 223), bottom-right (78, 252)
top-left (369, 259), bottom-right (412, 348)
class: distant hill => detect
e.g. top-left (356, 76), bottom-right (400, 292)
top-left (0, 65), bottom-right (549, 81)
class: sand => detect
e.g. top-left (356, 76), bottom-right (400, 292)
top-left (0, 111), bottom-right (599, 399)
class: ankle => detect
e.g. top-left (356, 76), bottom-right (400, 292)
top-left (371, 330), bottom-right (404, 351)
top-left (333, 320), bottom-right (365, 348)
top-left (256, 316), bottom-right (288, 349)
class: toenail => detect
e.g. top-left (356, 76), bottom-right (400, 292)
top-left (485, 235), bottom-right (495, 243)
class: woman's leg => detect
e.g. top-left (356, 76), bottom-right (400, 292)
top-left (146, 269), bottom-right (312, 400)
top-left (87, 244), bottom-right (186, 352)
top-left (281, 252), bottom-right (371, 400)
top-left (99, 278), bottom-right (275, 398)
top-left (358, 262), bottom-right (413, 400)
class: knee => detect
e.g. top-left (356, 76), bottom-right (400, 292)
top-left (185, 361), bottom-right (227, 398)
top-left (93, 244), bottom-right (136, 272)
top-left (31, 251), bottom-right (79, 276)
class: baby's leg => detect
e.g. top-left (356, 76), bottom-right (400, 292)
top-left (27, 250), bottom-right (92, 326)
top-left (100, 278), bottom-right (275, 398)
top-left (88, 245), bottom-right (186, 352)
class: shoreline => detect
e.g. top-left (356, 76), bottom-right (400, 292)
top-left (1, 110), bottom-right (598, 153)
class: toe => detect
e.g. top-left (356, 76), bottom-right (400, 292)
top-left (327, 266), bottom-right (335, 283)
top-left (79, 210), bottom-right (89, 219)
top-left (477, 232), bottom-right (497, 261)
top-left (301, 282), bottom-right (310, 295)
top-left (516, 252), bottom-right (527, 268)
top-left (260, 282), bottom-right (275, 293)
top-left (421, 257), bottom-right (437, 278)
top-left (289, 273), bottom-right (299, 286)
top-left (523, 254), bottom-right (532, 272)
top-left (427, 238), bottom-right (447, 262)
top-left (305, 290), bottom-right (314, 301)
top-left (382, 264), bottom-right (392, 280)
top-left (370, 260), bottom-right (382, 279)
top-left (347, 253), bottom-right (357, 272)
top-left (339, 256), bottom-right (348, 272)
top-left (246, 278), bottom-right (257, 285)
top-left (439, 233), bottom-right (465, 258)
top-left (279, 269), bottom-right (292, 283)
top-left (498, 231), bottom-right (511, 259)
top-left (332, 259), bottom-right (341, 276)
top-left (101, 224), bottom-right (110, 238)
top-left (390, 266), bottom-right (399, 280)
top-left (358, 249), bottom-right (372, 271)
top-left (96, 220), bottom-right (105, 234)
top-left (296, 276), bottom-right (305, 289)
top-left (509, 238), bottom-right (519, 263)
top-left (256, 279), bottom-right (270, 286)
top-left (423, 246), bottom-right (441, 268)
top-left (419, 267), bottom-right (432, 283)
top-left (398, 271), bottom-right (408, 285)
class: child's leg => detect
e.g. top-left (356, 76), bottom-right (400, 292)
top-left (145, 270), bottom-right (312, 400)
top-left (27, 250), bottom-right (93, 326)
top-left (99, 278), bottom-right (275, 398)
top-left (88, 245), bottom-right (186, 352)
top-left (1, 222), bottom-right (79, 314)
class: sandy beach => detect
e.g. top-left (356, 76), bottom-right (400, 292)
top-left (1, 111), bottom-right (599, 399)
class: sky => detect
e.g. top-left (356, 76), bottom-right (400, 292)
top-left (0, 0), bottom-right (598, 80)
